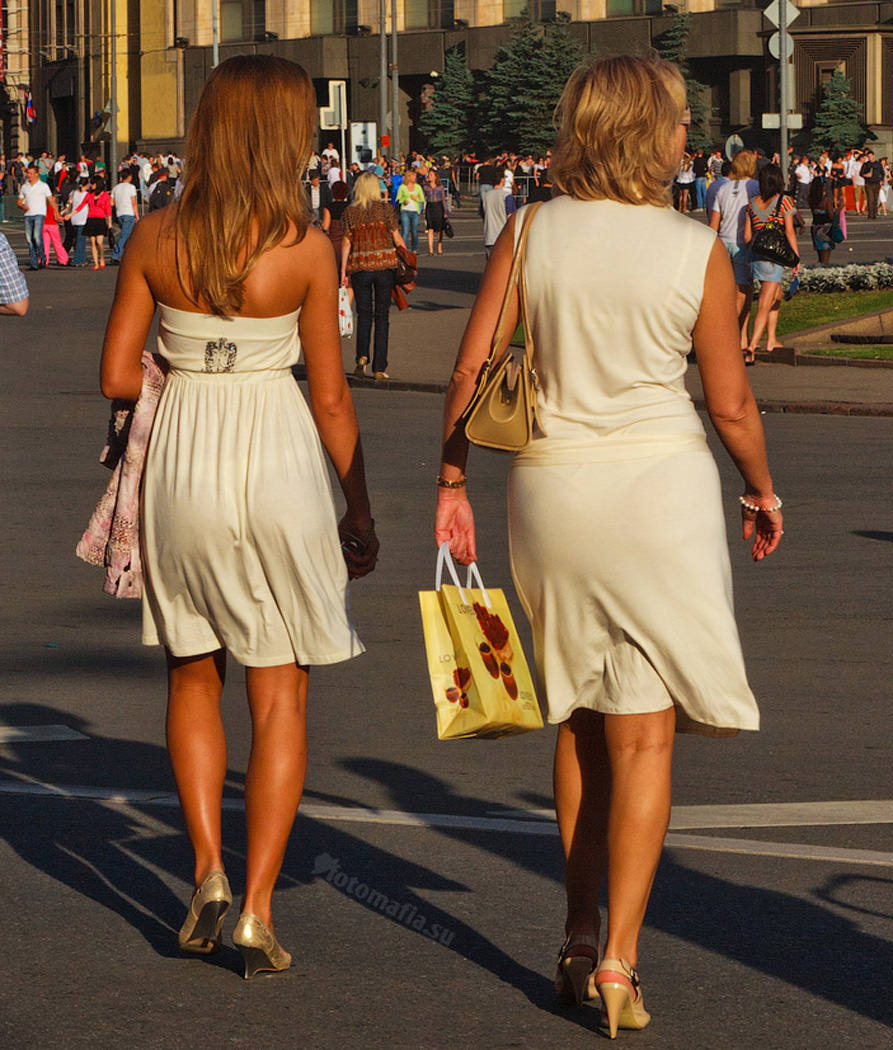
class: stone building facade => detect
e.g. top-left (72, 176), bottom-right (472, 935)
top-left (2, 1), bottom-right (890, 162)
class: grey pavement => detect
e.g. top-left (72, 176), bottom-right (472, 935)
top-left (3, 207), bottom-right (893, 413)
top-left (1, 217), bottom-right (892, 1050)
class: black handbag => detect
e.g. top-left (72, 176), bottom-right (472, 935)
top-left (751, 196), bottom-right (799, 267)
top-left (443, 217), bottom-right (454, 239)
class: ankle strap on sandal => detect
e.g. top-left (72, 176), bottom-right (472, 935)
top-left (558, 932), bottom-right (600, 959)
top-left (598, 957), bottom-right (641, 991)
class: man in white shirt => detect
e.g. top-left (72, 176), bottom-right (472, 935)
top-left (321, 142), bottom-right (339, 167)
top-left (307, 172), bottom-right (332, 225)
top-left (110, 171), bottom-right (139, 263)
top-left (138, 154), bottom-right (153, 203)
top-left (16, 164), bottom-right (53, 269)
top-left (849, 151), bottom-right (866, 214)
top-left (326, 163), bottom-right (343, 188)
top-left (794, 156), bottom-right (812, 209)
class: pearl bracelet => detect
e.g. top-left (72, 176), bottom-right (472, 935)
top-left (739, 494), bottom-right (783, 513)
top-left (437, 474), bottom-right (467, 489)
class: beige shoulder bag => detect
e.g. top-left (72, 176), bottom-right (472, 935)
top-left (461, 201), bottom-right (543, 452)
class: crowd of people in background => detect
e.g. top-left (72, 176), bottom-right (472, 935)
top-left (2, 137), bottom-right (889, 300)
top-left (675, 145), bottom-right (890, 218)
top-left (2, 148), bottom-right (183, 270)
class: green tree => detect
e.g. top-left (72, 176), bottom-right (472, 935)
top-left (655, 13), bottom-right (712, 152)
top-left (417, 46), bottom-right (475, 156)
top-left (810, 69), bottom-right (876, 154)
top-left (478, 11), bottom-right (583, 156)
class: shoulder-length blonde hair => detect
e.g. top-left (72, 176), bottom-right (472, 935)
top-left (175, 54), bottom-right (315, 316)
top-left (550, 55), bottom-right (687, 207)
top-left (729, 149), bottom-right (757, 179)
top-left (352, 171), bottom-right (382, 209)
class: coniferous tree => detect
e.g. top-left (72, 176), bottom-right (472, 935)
top-left (478, 12), bottom-right (583, 156)
top-left (417, 46), bottom-right (475, 156)
top-left (810, 70), bottom-right (876, 154)
top-left (655, 13), bottom-right (712, 152)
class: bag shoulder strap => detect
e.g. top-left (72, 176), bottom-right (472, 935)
top-left (484, 201), bottom-right (543, 373)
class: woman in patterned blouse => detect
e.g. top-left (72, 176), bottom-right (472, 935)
top-left (340, 171), bottom-right (408, 381)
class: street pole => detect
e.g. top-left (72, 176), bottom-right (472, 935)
top-left (379, 0), bottom-right (387, 158)
top-left (340, 83), bottom-right (347, 177)
top-left (779, 0), bottom-right (788, 165)
top-left (212, 1), bottom-right (219, 68)
top-left (390, 0), bottom-right (399, 161)
top-left (109, 0), bottom-right (118, 177)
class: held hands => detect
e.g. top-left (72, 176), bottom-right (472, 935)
top-left (740, 494), bottom-right (784, 561)
top-left (434, 488), bottom-right (477, 565)
top-left (338, 514), bottom-right (379, 580)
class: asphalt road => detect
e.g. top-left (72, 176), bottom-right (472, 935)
top-left (0, 225), bottom-right (891, 1050)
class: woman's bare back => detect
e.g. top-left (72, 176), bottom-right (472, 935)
top-left (130, 204), bottom-right (339, 318)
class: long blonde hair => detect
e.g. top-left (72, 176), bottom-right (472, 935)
top-left (550, 55), bottom-right (687, 208)
top-left (175, 55), bottom-right (315, 315)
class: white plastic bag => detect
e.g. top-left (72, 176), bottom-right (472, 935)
top-left (338, 286), bottom-right (354, 338)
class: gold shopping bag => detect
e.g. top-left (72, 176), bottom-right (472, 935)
top-left (419, 545), bottom-right (543, 740)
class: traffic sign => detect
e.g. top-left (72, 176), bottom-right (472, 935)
top-left (764, 0), bottom-right (800, 28)
top-left (319, 80), bottom-right (347, 130)
top-left (768, 32), bottom-right (794, 60)
top-left (762, 113), bottom-right (804, 130)
top-left (725, 134), bottom-right (744, 160)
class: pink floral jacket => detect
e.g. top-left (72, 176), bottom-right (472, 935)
top-left (76, 352), bottom-right (166, 598)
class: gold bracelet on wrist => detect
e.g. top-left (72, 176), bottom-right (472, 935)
top-left (436, 474), bottom-right (467, 489)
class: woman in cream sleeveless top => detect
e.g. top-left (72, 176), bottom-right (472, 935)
top-left (100, 56), bottom-right (378, 978)
top-left (436, 56), bottom-right (784, 1035)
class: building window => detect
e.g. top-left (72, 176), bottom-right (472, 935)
top-left (606, 0), bottom-right (661, 15)
top-left (311, 0), bottom-right (358, 35)
top-left (221, 0), bottom-right (245, 41)
top-left (220, 0), bottom-right (266, 41)
top-left (404, 1), bottom-right (455, 29)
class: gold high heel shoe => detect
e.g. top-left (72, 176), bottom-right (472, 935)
top-left (554, 933), bottom-right (600, 1007)
top-left (178, 871), bottom-right (232, 954)
top-left (595, 958), bottom-right (651, 1039)
top-left (232, 913), bottom-right (292, 979)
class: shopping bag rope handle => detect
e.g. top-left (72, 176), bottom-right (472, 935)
top-left (435, 542), bottom-right (492, 609)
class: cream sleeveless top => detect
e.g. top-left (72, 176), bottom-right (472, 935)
top-left (515, 196), bottom-right (717, 463)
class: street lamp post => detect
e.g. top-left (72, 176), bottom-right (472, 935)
top-left (212, 1), bottom-right (220, 67)
top-left (390, 0), bottom-right (399, 161)
top-left (379, 0), bottom-right (387, 157)
top-left (779, 0), bottom-right (788, 164)
top-left (109, 0), bottom-right (118, 177)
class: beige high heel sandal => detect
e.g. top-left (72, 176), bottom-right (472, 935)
top-left (554, 933), bottom-right (601, 1007)
top-left (595, 957), bottom-right (651, 1038)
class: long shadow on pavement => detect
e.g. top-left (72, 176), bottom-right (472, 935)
top-left (342, 756), bottom-right (893, 1027)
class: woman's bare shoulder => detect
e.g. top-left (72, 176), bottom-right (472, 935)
top-left (124, 207), bottom-right (176, 264)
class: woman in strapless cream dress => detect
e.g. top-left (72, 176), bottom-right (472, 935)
top-left (100, 55), bottom-right (378, 978)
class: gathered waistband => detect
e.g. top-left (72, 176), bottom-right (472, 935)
top-left (514, 431), bottom-right (708, 465)
top-left (167, 367), bottom-right (294, 383)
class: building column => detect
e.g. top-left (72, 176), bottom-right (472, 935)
top-left (728, 67), bottom-right (751, 127)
